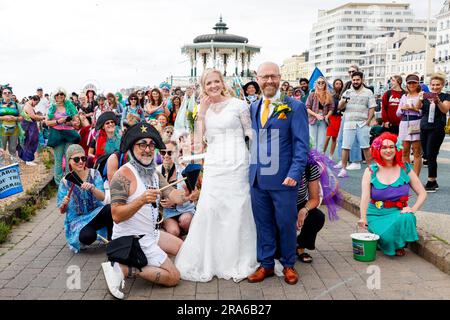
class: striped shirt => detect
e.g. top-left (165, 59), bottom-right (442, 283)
top-left (297, 164), bottom-right (321, 205)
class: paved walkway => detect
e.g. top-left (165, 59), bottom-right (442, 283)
top-left (0, 197), bottom-right (449, 300)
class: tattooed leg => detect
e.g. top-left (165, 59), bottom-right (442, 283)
top-left (137, 258), bottom-right (180, 287)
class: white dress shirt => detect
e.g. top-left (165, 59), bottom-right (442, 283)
top-left (260, 90), bottom-right (281, 125)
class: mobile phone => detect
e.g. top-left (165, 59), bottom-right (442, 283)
top-left (423, 92), bottom-right (438, 100)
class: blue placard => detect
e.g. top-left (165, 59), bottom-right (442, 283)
top-left (0, 163), bottom-right (23, 199)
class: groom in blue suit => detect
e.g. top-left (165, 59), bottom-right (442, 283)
top-left (247, 62), bottom-right (309, 285)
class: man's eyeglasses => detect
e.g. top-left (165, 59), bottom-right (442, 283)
top-left (160, 150), bottom-right (173, 156)
top-left (70, 156), bottom-right (87, 163)
top-left (136, 142), bottom-right (155, 151)
top-left (258, 74), bottom-right (281, 81)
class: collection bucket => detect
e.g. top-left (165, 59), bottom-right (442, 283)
top-left (350, 232), bottom-right (380, 262)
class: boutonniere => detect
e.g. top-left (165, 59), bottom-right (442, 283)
top-left (272, 93), bottom-right (292, 120)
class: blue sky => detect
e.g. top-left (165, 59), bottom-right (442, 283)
top-left (0, 0), bottom-right (443, 97)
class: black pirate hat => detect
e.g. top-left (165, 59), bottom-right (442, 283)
top-left (120, 122), bottom-right (165, 153)
top-left (95, 111), bottom-right (119, 131)
top-left (242, 81), bottom-right (261, 96)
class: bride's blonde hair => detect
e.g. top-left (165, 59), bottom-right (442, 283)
top-left (200, 68), bottom-right (232, 98)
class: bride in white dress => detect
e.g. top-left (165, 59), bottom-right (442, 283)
top-left (174, 69), bottom-right (258, 282)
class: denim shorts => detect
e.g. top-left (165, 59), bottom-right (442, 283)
top-left (342, 125), bottom-right (371, 149)
top-left (163, 201), bottom-right (196, 219)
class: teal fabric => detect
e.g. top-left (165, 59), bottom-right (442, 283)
top-left (367, 163), bottom-right (419, 256)
top-left (369, 162), bottom-right (412, 189)
top-left (53, 142), bottom-right (71, 185)
top-left (57, 169), bottom-right (107, 253)
top-left (47, 100), bottom-right (78, 120)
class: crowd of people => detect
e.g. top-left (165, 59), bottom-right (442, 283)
top-left (0, 60), bottom-right (447, 299)
top-left (277, 65), bottom-right (450, 194)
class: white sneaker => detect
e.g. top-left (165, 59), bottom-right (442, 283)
top-left (26, 161), bottom-right (37, 166)
top-left (102, 262), bottom-right (125, 299)
top-left (337, 168), bottom-right (348, 178)
top-left (333, 161), bottom-right (343, 169)
top-left (346, 162), bottom-right (361, 170)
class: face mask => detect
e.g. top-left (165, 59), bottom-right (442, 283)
top-left (247, 95), bottom-right (257, 103)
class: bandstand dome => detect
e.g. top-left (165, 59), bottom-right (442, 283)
top-left (193, 34), bottom-right (248, 44)
top-left (181, 16), bottom-right (260, 78)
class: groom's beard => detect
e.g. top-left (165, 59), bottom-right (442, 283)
top-left (262, 83), bottom-right (278, 98)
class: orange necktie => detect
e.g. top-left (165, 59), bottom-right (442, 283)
top-left (261, 99), bottom-right (270, 127)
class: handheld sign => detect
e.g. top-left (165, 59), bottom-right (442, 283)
top-left (65, 171), bottom-right (83, 187)
top-left (0, 163), bottom-right (23, 199)
top-left (59, 171), bottom-right (83, 214)
top-left (181, 163), bottom-right (202, 192)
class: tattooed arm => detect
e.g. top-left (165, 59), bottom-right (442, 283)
top-left (158, 171), bottom-right (188, 205)
top-left (110, 167), bottom-right (160, 223)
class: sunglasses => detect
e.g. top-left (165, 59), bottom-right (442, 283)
top-left (2, 91), bottom-right (11, 95)
top-left (348, 70), bottom-right (355, 74)
top-left (160, 150), bottom-right (173, 156)
top-left (70, 156), bottom-right (87, 163)
top-left (55, 93), bottom-right (65, 97)
top-left (136, 141), bottom-right (155, 151)
top-left (317, 82), bottom-right (326, 85)
top-left (130, 98), bottom-right (137, 101)
top-left (104, 120), bottom-right (116, 126)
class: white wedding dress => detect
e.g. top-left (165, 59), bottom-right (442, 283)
top-left (174, 97), bottom-right (258, 282)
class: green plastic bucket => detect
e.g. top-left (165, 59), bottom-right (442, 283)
top-left (351, 232), bottom-right (380, 262)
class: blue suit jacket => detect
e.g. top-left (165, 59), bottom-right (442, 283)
top-left (249, 96), bottom-right (309, 190)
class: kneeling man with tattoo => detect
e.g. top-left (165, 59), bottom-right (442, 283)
top-left (102, 122), bottom-right (194, 299)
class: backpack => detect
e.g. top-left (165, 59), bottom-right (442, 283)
top-left (93, 151), bottom-right (126, 181)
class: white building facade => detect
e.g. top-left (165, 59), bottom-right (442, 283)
top-left (435, 0), bottom-right (450, 81)
top-left (280, 52), bottom-right (310, 82)
top-left (309, 2), bottom-right (437, 83)
top-left (361, 31), bottom-right (434, 92)
top-left (399, 49), bottom-right (436, 79)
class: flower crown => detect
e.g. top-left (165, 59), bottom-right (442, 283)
top-left (372, 136), bottom-right (403, 151)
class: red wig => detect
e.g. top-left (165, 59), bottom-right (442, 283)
top-left (370, 132), bottom-right (405, 170)
top-left (95, 129), bottom-right (107, 161)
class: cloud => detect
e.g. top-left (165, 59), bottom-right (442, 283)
top-left (1, 0), bottom-right (443, 97)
